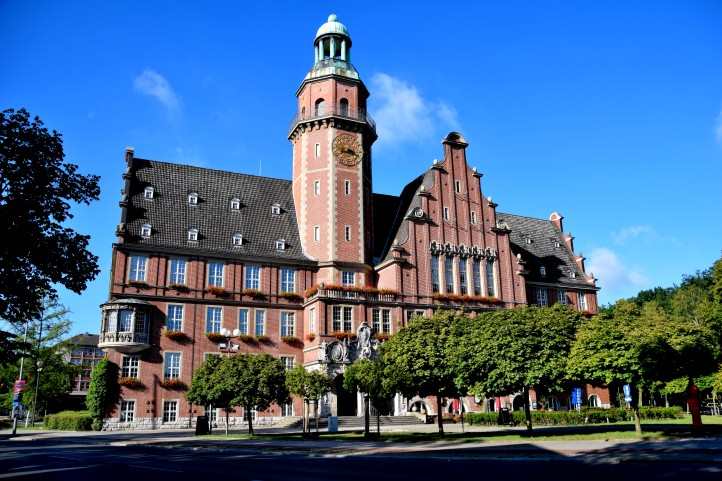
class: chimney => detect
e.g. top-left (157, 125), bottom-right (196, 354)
top-left (549, 211), bottom-right (564, 232)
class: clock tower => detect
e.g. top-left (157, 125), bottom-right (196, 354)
top-left (289, 14), bottom-right (377, 285)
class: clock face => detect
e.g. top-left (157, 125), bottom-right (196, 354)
top-left (332, 134), bottom-right (363, 167)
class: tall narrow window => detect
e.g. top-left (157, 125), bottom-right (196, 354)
top-left (280, 268), bottom-right (296, 292)
top-left (536, 288), bottom-right (548, 307)
top-left (280, 312), bottom-right (295, 337)
top-left (333, 306), bottom-right (342, 332)
top-left (128, 256), bottom-right (147, 282)
top-left (343, 306), bottom-right (352, 331)
top-left (206, 307), bottom-right (222, 333)
top-left (443, 207), bottom-right (450, 221)
top-left (135, 311), bottom-right (147, 334)
top-left (444, 255), bottom-right (454, 293)
top-left (344, 180), bottom-right (351, 196)
top-left (472, 259), bottom-right (482, 295)
top-left (120, 400), bottom-right (135, 422)
top-left (314, 98), bottom-right (325, 116)
top-left (578, 292), bottom-right (588, 311)
top-left (471, 211), bottom-right (477, 225)
top-left (557, 289), bottom-right (567, 305)
top-left (309, 308), bottom-right (316, 334)
top-left (454, 180), bottom-right (461, 193)
top-left (314, 226), bottom-right (320, 241)
top-left (486, 259), bottom-right (496, 297)
top-left (255, 310), bottom-right (266, 336)
top-left (163, 400), bottom-right (178, 423)
top-left (339, 98), bottom-right (349, 116)
top-left (459, 257), bottom-right (468, 294)
top-left (332, 306), bottom-right (353, 332)
top-left (430, 254), bottom-right (440, 293)
top-left (118, 310), bottom-right (132, 332)
top-left (314, 180), bottom-right (320, 195)
top-left (207, 261), bottom-right (224, 287)
top-left (121, 355), bottom-right (139, 378)
top-left (314, 144), bottom-right (320, 159)
top-left (245, 264), bottom-right (261, 289)
top-left (164, 352), bottom-right (181, 379)
top-left (169, 258), bottom-right (186, 285)
top-left (382, 309), bottom-right (391, 333)
top-left (166, 305), bottom-right (184, 331)
top-left (344, 225), bottom-right (351, 241)
top-left (372, 309), bottom-right (381, 332)
top-left (342, 271), bottom-right (355, 286)
top-left (238, 309), bottom-right (249, 334)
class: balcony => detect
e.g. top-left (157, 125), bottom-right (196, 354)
top-left (305, 285), bottom-right (397, 304)
top-left (98, 298), bottom-right (152, 353)
top-left (98, 331), bottom-right (150, 352)
top-left (289, 105), bottom-right (376, 134)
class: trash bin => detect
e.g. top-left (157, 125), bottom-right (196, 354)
top-left (327, 415), bottom-right (338, 433)
top-left (497, 408), bottom-right (512, 426)
top-left (195, 415), bottom-right (210, 435)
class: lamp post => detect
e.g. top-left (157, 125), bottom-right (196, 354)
top-left (11, 321), bottom-right (29, 436)
top-left (218, 328), bottom-right (241, 356)
top-left (30, 360), bottom-right (43, 427)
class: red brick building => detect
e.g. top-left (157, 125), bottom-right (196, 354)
top-left (99, 14), bottom-right (601, 429)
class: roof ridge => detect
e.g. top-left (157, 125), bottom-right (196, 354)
top-left (133, 157), bottom-right (292, 185)
top-left (497, 211), bottom-right (552, 223)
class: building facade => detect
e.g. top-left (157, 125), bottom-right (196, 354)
top-left (98, 15), bottom-right (601, 429)
top-left (64, 333), bottom-right (105, 409)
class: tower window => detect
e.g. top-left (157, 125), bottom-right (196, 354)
top-left (344, 180), bottom-right (351, 196)
top-left (140, 224), bottom-right (151, 238)
top-left (454, 180), bottom-right (461, 193)
top-left (471, 211), bottom-right (477, 224)
top-left (314, 98), bottom-right (325, 116)
top-left (339, 98), bottom-right (349, 117)
top-left (232, 233), bottom-right (243, 246)
top-left (314, 180), bottom-right (320, 196)
top-left (271, 203), bottom-right (281, 215)
top-left (188, 192), bottom-right (198, 206)
top-left (314, 143), bottom-right (320, 159)
top-left (143, 187), bottom-right (154, 199)
top-left (344, 225), bottom-right (351, 241)
top-left (486, 259), bottom-right (496, 297)
top-left (230, 198), bottom-right (241, 210)
top-left (443, 207), bottom-right (450, 221)
top-left (313, 225), bottom-right (320, 241)
top-left (188, 228), bottom-right (198, 242)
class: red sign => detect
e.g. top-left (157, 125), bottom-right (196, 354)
top-left (13, 379), bottom-right (26, 394)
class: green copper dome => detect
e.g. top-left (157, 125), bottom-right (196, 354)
top-left (315, 14), bottom-right (350, 41)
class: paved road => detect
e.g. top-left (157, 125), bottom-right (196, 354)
top-left (1, 433), bottom-right (721, 480)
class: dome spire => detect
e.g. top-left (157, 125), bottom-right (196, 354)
top-left (314, 13), bottom-right (351, 65)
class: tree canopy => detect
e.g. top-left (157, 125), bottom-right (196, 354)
top-left (286, 365), bottom-right (331, 434)
top-left (0, 108), bottom-right (100, 324)
top-left (344, 358), bottom-right (391, 437)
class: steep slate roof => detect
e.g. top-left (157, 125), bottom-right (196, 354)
top-left (123, 158), bottom-right (310, 262)
top-left (496, 212), bottom-right (593, 288)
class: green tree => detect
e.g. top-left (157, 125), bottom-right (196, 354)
top-left (0, 108), bottom-right (100, 324)
top-left (285, 365), bottom-right (331, 435)
top-left (186, 355), bottom-right (233, 435)
top-left (454, 305), bottom-right (581, 432)
top-left (224, 354), bottom-right (289, 435)
top-left (382, 311), bottom-right (460, 434)
top-left (85, 359), bottom-right (120, 431)
top-left (344, 358), bottom-right (391, 438)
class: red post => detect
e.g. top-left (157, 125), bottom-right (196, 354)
top-left (688, 383), bottom-right (702, 429)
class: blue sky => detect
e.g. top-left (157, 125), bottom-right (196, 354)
top-left (2, 1), bottom-right (721, 335)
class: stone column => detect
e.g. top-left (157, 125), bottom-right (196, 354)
top-left (330, 36), bottom-right (336, 59)
top-left (341, 39), bottom-right (346, 60)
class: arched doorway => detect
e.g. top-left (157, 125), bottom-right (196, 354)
top-left (512, 394), bottom-right (526, 412)
top-left (333, 374), bottom-right (357, 416)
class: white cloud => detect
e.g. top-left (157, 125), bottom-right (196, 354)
top-left (587, 247), bottom-right (648, 295)
top-left (369, 73), bottom-right (459, 145)
top-left (611, 225), bottom-right (655, 245)
top-left (133, 69), bottom-right (180, 113)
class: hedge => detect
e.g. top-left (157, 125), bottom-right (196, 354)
top-left (44, 410), bottom-right (93, 431)
top-left (465, 406), bottom-right (683, 426)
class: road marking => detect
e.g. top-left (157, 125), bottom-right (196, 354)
top-left (0, 465), bottom-right (96, 479)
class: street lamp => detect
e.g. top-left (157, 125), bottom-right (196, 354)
top-left (31, 359), bottom-right (43, 427)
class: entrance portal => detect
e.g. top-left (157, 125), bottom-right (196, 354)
top-left (333, 374), bottom-right (357, 416)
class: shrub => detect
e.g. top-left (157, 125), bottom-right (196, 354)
top-left (45, 411), bottom-right (93, 431)
top-left (92, 418), bottom-right (103, 431)
top-left (465, 407), bottom-right (683, 426)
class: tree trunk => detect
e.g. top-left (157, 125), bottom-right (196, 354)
top-left (523, 387), bottom-right (533, 433)
top-left (436, 395), bottom-right (444, 435)
top-left (638, 387), bottom-right (643, 409)
top-left (303, 399), bottom-right (308, 434)
top-left (665, 394), bottom-right (669, 408)
top-left (460, 398), bottom-right (465, 433)
top-left (363, 394), bottom-right (370, 438)
top-left (247, 406), bottom-right (254, 435)
top-left (631, 387), bottom-right (642, 436)
top-left (377, 410), bottom-right (381, 437)
top-left (314, 399), bottom-right (319, 435)
top-left (687, 381), bottom-right (703, 430)
top-left (225, 408), bottom-right (229, 437)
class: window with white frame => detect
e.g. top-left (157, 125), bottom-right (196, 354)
top-left (313, 226), bottom-right (320, 241)
top-left (238, 309), bottom-right (249, 334)
top-left (167, 304), bottom-right (183, 331)
top-left (309, 307), bottom-right (316, 334)
top-left (281, 403), bottom-right (294, 417)
top-left (454, 180), bottom-right (461, 193)
top-left (188, 228), bottom-right (198, 242)
top-left (230, 198), bottom-right (241, 210)
top-left (206, 307), bottom-right (222, 333)
top-left (280, 268), bottom-right (296, 292)
top-left (459, 257), bottom-right (468, 294)
top-left (372, 309), bottom-right (381, 332)
top-left (536, 288), bottom-right (549, 307)
top-left (471, 211), bottom-right (477, 224)
top-left (207, 261), bottom-right (224, 287)
top-left (271, 203), bottom-right (281, 215)
top-left (121, 355), bottom-right (139, 378)
top-left (443, 207), bottom-right (450, 221)
top-left (344, 180), bottom-right (351, 196)
top-left (486, 259), bottom-right (496, 297)
top-left (120, 400), bottom-right (135, 422)
top-left (444, 255), bottom-right (454, 293)
top-left (276, 239), bottom-right (286, 251)
top-left (540, 266), bottom-right (547, 277)
top-left (163, 400), bottom-right (178, 423)
top-left (372, 308), bottom-right (391, 333)
top-left (314, 143), bottom-right (320, 159)
top-left (313, 180), bottom-right (320, 196)
top-left (164, 352), bottom-right (181, 380)
top-left (169, 258), bottom-right (186, 285)
top-left (232, 233), bottom-right (243, 246)
top-left (245, 264), bottom-right (261, 289)
top-left (280, 312), bottom-right (295, 337)
top-left (143, 186), bottom-right (154, 199)
top-left (188, 192), bottom-right (198, 205)
top-left (128, 255), bottom-right (147, 282)
top-left (118, 310), bottom-right (133, 332)
top-left (431, 254), bottom-right (440, 293)
top-left (472, 259), bottom-right (482, 295)
top-left (281, 356), bottom-right (295, 370)
top-left (254, 310), bottom-right (266, 336)
top-left (341, 271), bottom-right (355, 286)
top-left (344, 225), bottom-right (351, 241)
top-left (332, 305), bottom-right (352, 332)
top-left (140, 224), bottom-right (152, 238)
top-left (578, 291), bottom-right (588, 311)
top-left (557, 289), bottom-right (567, 305)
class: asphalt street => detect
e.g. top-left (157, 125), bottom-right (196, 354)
top-left (1, 433), bottom-right (721, 481)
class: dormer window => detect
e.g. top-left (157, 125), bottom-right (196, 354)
top-left (271, 204), bottom-right (281, 215)
top-left (188, 228), bottom-right (198, 242)
top-left (540, 266), bottom-right (546, 277)
top-left (569, 270), bottom-right (577, 279)
top-left (140, 224), bottom-right (152, 238)
top-left (554, 240), bottom-right (561, 248)
top-left (275, 239), bottom-right (286, 251)
top-left (525, 237), bottom-right (533, 245)
top-left (230, 198), bottom-right (241, 210)
top-left (143, 187), bottom-right (154, 200)
top-left (232, 233), bottom-right (243, 246)
top-left (188, 192), bottom-right (198, 206)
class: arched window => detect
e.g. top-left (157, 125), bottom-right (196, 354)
top-left (314, 98), bottom-right (325, 116)
top-left (301, 106), bottom-right (306, 118)
top-left (339, 98), bottom-right (349, 116)
top-left (588, 394), bottom-right (601, 408)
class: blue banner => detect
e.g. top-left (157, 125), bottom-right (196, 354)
top-left (623, 384), bottom-right (632, 403)
top-left (571, 387), bottom-right (582, 407)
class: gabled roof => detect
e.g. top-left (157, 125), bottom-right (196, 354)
top-left (496, 212), bottom-right (593, 288)
top-left (123, 158), bottom-right (309, 262)
top-left (67, 333), bottom-right (99, 347)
